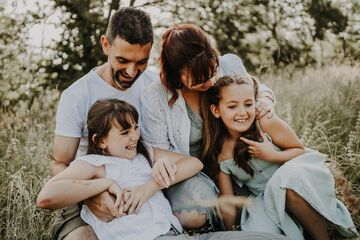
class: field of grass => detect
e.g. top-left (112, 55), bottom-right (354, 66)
top-left (0, 63), bottom-right (359, 239)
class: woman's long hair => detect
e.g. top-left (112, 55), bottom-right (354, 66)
top-left (159, 23), bottom-right (218, 106)
top-left (201, 75), bottom-right (261, 179)
top-left (87, 99), bottom-right (151, 165)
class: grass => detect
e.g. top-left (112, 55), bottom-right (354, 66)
top-left (0, 63), bottom-right (359, 239)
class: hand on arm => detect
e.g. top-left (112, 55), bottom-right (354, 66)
top-left (152, 148), bottom-right (203, 188)
top-left (240, 116), bottom-right (305, 163)
top-left (152, 155), bottom-right (177, 188)
top-left (256, 93), bottom-right (275, 119)
top-left (124, 148), bottom-right (204, 214)
top-left (84, 191), bottom-right (123, 221)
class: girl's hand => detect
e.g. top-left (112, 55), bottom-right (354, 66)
top-left (107, 181), bottom-right (127, 218)
top-left (152, 157), bottom-right (177, 188)
top-left (240, 131), bottom-right (278, 162)
top-left (123, 182), bottom-right (158, 215)
top-left (256, 96), bottom-right (274, 119)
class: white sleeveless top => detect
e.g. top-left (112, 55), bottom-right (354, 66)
top-left (74, 150), bottom-right (182, 240)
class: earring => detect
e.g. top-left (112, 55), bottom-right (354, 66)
top-left (176, 80), bottom-right (182, 88)
top-left (101, 147), bottom-right (107, 155)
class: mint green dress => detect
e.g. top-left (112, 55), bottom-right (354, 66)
top-left (220, 149), bottom-right (358, 240)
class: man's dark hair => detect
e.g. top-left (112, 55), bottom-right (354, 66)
top-left (106, 7), bottom-right (153, 45)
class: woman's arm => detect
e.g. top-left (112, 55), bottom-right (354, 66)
top-left (241, 115), bottom-right (304, 163)
top-left (37, 160), bottom-right (117, 209)
top-left (140, 84), bottom-right (173, 150)
top-left (123, 149), bottom-right (204, 214)
top-left (217, 171), bottom-right (237, 230)
top-left (152, 147), bottom-right (204, 186)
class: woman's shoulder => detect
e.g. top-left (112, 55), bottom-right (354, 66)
top-left (219, 53), bottom-right (247, 76)
top-left (141, 81), bottom-right (169, 103)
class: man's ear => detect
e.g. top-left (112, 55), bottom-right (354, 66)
top-left (210, 104), bottom-right (220, 118)
top-left (100, 35), bottom-right (110, 55)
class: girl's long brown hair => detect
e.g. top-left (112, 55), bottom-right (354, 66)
top-left (159, 23), bottom-right (218, 106)
top-left (201, 75), bottom-right (261, 179)
top-left (87, 99), bottom-right (151, 165)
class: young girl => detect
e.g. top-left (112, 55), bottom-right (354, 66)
top-left (37, 99), bottom-right (203, 240)
top-left (201, 75), bottom-right (358, 240)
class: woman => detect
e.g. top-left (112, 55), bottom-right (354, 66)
top-left (141, 24), bottom-right (275, 231)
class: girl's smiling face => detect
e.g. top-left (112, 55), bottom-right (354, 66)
top-left (210, 83), bottom-right (256, 138)
top-left (99, 118), bottom-right (140, 160)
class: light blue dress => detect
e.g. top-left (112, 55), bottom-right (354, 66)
top-left (220, 149), bottom-right (358, 240)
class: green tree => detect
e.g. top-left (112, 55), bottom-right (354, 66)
top-left (0, 1), bottom-right (49, 110)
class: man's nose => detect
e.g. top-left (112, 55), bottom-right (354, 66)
top-left (125, 64), bottom-right (137, 78)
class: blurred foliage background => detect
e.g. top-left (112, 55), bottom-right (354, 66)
top-left (1, 0), bottom-right (360, 108)
top-left (0, 0), bottom-right (359, 239)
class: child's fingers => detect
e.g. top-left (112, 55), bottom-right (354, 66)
top-left (123, 191), bottom-right (134, 212)
top-left (113, 191), bottom-right (123, 209)
top-left (134, 200), bottom-right (144, 214)
top-left (117, 198), bottom-right (126, 218)
top-left (248, 145), bottom-right (256, 151)
top-left (128, 196), bottom-right (140, 215)
top-left (240, 137), bottom-right (257, 146)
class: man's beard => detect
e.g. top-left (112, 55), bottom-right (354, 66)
top-left (112, 69), bottom-right (143, 90)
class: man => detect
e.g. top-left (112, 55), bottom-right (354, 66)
top-left (51, 7), bottom-right (156, 239)
top-left (51, 6), bottom-right (286, 240)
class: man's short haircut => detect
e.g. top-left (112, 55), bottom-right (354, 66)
top-left (106, 7), bottom-right (153, 45)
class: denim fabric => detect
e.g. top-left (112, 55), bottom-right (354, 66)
top-left (165, 172), bottom-right (224, 231)
top-left (156, 231), bottom-right (289, 240)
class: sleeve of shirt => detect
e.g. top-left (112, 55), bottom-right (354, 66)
top-left (140, 84), bottom-right (173, 151)
top-left (219, 162), bottom-right (231, 174)
top-left (54, 91), bottom-right (85, 138)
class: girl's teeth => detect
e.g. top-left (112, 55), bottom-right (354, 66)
top-left (126, 144), bottom-right (136, 150)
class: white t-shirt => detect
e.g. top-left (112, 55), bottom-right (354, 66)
top-left (55, 69), bottom-right (158, 157)
top-left (74, 148), bottom-right (182, 240)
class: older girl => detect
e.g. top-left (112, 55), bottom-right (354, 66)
top-left (201, 75), bottom-right (358, 240)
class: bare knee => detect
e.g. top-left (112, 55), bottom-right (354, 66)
top-left (63, 225), bottom-right (98, 240)
top-left (175, 210), bottom-right (207, 229)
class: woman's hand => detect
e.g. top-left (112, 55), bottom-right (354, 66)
top-left (123, 181), bottom-right (159, 215)
top-left (240, 131), bottom-right (278, 162)
top-left (256, 95), bottom-right (274, 119)
top-left (152, 156), bottom-right (177, 188)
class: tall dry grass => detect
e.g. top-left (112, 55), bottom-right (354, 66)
top-left (0, 63), bottom-right (359, 239)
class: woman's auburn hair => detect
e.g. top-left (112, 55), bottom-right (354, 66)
top-left (200, 75), bottom-right (261, 179)
top-left (159, 23), bottom-right (219, 106)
